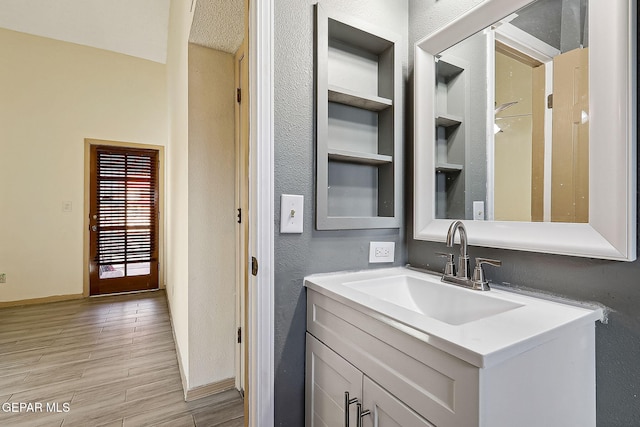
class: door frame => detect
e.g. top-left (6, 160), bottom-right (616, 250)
top-left (234, 36), bottom-right (249, 402)
top-left (83, 138), bottom-right (166, 297)
top-left (248, 0), bottom-right (275, 425)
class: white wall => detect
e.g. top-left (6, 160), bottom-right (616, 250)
top-left (166, 0), bottom-right (194, 387)
top-left (0, 27), bottom-right (167, 302)
top-left (187, 43), bottom-right (236, 387)
top-left (166, 0), bottom-right (237, 392)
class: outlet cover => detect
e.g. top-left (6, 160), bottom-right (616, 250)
top-left (369, 242), bottom-right (395, 263)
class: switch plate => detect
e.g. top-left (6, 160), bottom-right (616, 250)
top-left (369, 242), bottom-right (395, 263)
top-left (280, 194), bottom-right (304, 233)
top-left (473, 201), bottom-right (485, 221)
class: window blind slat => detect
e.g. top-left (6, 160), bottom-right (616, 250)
top-left (95, 149), bottom-right (157, 267)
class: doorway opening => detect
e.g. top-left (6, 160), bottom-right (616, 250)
top-left (87, 142), bottom-right (161, 296)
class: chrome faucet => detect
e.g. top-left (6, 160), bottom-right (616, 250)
top-left (446, 220), bottom-right (470, 280)
top-left (440, 220), bottom-right (501, 291)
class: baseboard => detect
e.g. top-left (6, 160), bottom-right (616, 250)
top-left (164, 293), bottom-right (237, 402)
top-left (164, 292), bottom-right (189, 399)
top-left (0, 293), bottom-right (84, 308)
top-left (186, 378), bottom-right (236, 402)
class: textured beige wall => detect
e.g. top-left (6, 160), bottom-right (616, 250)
top-left (0, 28), bottom-right (167, 302)
top-left (166, 0), bottom-right (194, 388)
top-left (187, 43), bottom-right (236, 387)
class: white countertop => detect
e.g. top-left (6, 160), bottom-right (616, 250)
top-left (304, 267), bottom-right (603, 368)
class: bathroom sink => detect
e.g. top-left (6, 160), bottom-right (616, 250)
top-left (342, 274), bottom-right (522, 325)
top-left (305, 267), bottom-right (603, 368)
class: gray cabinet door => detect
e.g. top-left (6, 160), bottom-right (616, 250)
top-left (362, 377), bottom-right (435, 427)
top-left (306, 333), bottom-right (363, 427)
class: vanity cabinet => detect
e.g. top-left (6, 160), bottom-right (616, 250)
top-left (307, 334), bottom-right (434, 427)
top-left (315, 5), bottom-right (402, 230)
top-left (305, 285), bottom-right (597, 427)
top-left (306, 289), bottom-right (478, 427)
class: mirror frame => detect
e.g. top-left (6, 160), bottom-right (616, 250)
top-left (414, 0), bottom-right (637, 261)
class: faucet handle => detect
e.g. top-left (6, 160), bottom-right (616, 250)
top-left (472, 258), bottom-right (502, 291)
top-left (436, 252), bottom-right (456, 276)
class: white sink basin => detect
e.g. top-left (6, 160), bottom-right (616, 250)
top-left (305, 267), bottom-right (603, 368)
top-left (343, 274), bottom-right (522, 325)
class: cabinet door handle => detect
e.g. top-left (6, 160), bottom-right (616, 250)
top-left (356, 403), bottom-right (371, 427)
top-left (344, 392), bottom-right (358, 427)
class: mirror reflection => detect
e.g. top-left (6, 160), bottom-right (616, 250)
top-left (434, 0), bottom-right (589, 223)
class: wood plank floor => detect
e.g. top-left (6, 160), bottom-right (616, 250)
top-left (0, 290), bottom-right (244, 427)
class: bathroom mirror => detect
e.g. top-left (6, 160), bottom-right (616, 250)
top-left (414, 0), bottom-right (636, 260)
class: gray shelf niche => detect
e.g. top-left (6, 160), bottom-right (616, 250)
top-left (435, 56), bottom-right (468, 219)
top-left (315, 4), bottom-right (402, 230)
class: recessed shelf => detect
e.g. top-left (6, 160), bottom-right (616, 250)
top-left (328, 18), bottom-right (393, 55)
top-left (328, 85), bottom-right (392, 112)
top-left (436, 162), bottom-right (464, 173)
top-left (436, 60), bottom-right (464, 81)
top-left (436, 114), bottom-right (463, 128)
top-left (316, 4), bottom-right (401, 230)
top-left (328, 148), bottom-right (393, 165)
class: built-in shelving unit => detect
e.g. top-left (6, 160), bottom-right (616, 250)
top-left (435, 56), bottom-right (468, 219)
top-left (315, 4), bottom-right (402, 230)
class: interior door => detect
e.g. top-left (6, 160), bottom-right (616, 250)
top-left (551, 47), bottom-right (589, 223)
top-left (89, 145), bottom-right (159, 295)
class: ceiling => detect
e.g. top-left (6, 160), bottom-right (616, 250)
top-left (190, 0), bottom-right (244, 54)
top-left (0, 0), bottom-right (244, 64)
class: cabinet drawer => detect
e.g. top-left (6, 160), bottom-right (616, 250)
top-left (307, 290), bottom-right (479, 427)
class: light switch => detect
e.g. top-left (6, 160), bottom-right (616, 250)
top-left (473, 201), bottom-right (485, 221)
top-left (280, 194), bottom-right (303, 233)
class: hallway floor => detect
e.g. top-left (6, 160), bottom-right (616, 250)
top-left (0, 290), bottom-right (243, 427)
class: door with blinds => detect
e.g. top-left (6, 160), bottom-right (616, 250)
top-left (89, 145), bottom-right (159, 295)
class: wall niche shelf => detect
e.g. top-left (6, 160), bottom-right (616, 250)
top-left (328, 148), bottom-right (393, 166)
top-left (328, 85), bottom-right (393, 112)
top-left (436, 114), bottom-right (463, 128)
top-left (315, 4), bottom-right (402, 230)
top-left (436, 163), bottom-right (464, 173)
top-left (435, 55), bottom-right (468, 219)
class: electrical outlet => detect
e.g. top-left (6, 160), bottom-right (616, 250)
top-left (375, 247), bottom-right (390, 257)
top-left (0, 273), bottom-right (6, 284)
top-left (369, 242), bottom-right (395, 263)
